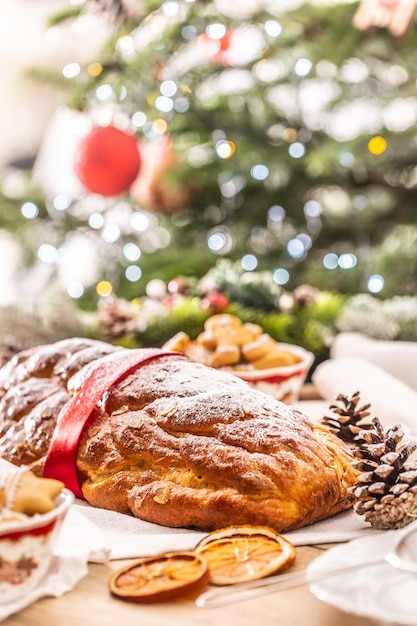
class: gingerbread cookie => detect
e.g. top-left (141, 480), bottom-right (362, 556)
top-left (0, 468), bottom-right (64, 518)
top-left (163, 314), bottom-right (302, 371)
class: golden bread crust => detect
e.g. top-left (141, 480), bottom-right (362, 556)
top-left (0, 338), bottom-right (357, 531)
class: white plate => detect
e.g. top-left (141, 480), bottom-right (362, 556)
top-left (309, 532), bottom-right (417, 625)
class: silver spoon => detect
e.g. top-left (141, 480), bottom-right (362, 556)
top-left (196, 519), bottom-right (417, 608)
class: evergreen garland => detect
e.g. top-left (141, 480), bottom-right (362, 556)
top-left (337, 294), bottom-right (417, 341)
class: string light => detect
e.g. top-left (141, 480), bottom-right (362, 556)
top-left (297, 233), bottom-right (312, 250)
top-left (323, 253), bottom-right (339, 269)
top-left (207, 228), bottom-right (232, 254)
top-left (116, 35), bottom-right (135, 56)
top-left (288, 142), bottom-right (306, 158)
top-left (125, 266), bottom-right (142, 281)
top-left (88, 213), bottom-right (104, 229)
top-left (368, 136), bottom-right (387, 155)
top-left (215, 140), bottom-right (236, 159)
top-left (132, 111), bottom-right (147, 127)
top-left (123, 243), bottom-right (141, 261)
top-left (21, 202), bottom-right (38, 219)
top-left (38, 244), bottom-right (58, 264)
top-left (62, 63), bottom-right (80, 79)
top-left (303, 200), bottom-right (322, 218)
top-left (52, 195), bottom-right (71, 211)
top-left (264, 20), bottom-right (282, 38)
top-left (67, 282), bottom-right (84, 299)
top-left (130, 212), bottom-right (150, 232)
top-left (161, 1), bottom-right (180, 17)
top-left (206, 23), bottom-right (227, 39)
top-left (160, 80), bottom-right (178, 97)
top-left (273, 268), bottom-right (290, 285)
top-left (87, 62), bottom-right (103, 77)
top-left (155, 96), bottom-right (174, 112)
top-left (95, 84), bottom-right (114, 101)
top-left (174, 96), bottom-right (190, 113)
top-left (241, 254), bottom-right (258, 271)
top-left (102, 224), bottom-right (120, 243)
top-left (96, 280), bottom-right (113, 297)
top-left (294, 58), bottom-right (312, 77)
top-left (268, 205), bottom-right (286, 222)
top-left (367, 274), bottom-right (384, 293)
top-left (287, 238), bottom-right (305, 259)
top-left (338, 252), bottom-right (357, 269)
top-left (250, 164), bottom-right (269, 181)
top-left (282, 128), bottom-right (297, 142)
top-left (152, 119), bottom-right (168, 134)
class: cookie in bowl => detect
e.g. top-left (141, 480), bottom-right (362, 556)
top-left (0, 468), bottom-right (73, 604)
top-left (163, 314), bottom-right (314, 403)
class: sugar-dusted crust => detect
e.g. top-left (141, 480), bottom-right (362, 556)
top-left (0, 338), bottom-right (358, 532)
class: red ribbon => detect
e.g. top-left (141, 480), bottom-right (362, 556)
top-left (43, 348), bottom-right (180, 498)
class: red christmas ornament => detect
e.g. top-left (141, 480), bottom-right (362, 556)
top-left (74, 125), bottom-right (141, 197)
top-left (201, 291), bottom-right (230, 313)
top-left (197, 30), bottom-right (233, 63)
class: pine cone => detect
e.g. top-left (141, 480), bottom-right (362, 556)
top-left (350, 417), bottom-right (417, 529)
top-left (322, 391), bottom-right (373, 444)
top-left (97, 298), bottom-right (139, 339)
top-left (292, 284), bottom-right (320, 307)
top-left (83, 0), bottom-right (134, 25)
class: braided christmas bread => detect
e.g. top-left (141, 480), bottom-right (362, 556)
top-left (0, 338), bottom-right (357, 531)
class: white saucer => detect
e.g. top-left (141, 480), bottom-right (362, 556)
top-left (309, 531), bottom-right (417, 625)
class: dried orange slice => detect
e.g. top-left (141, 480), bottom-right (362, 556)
top-left (195, 525), bottom-right (296, 586)
top-left (109, 551), bottom-right (209, 603)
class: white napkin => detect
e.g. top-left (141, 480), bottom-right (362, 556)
top-left (331, 332), bottom-right (417, 391)
top-left (62, 501), bottom-right (207, 561)
top-left (55, 500), bottom-right (373, 563)
top-left (284, 509), bottom-right (374, 545)
top-left (0, 555), bottom-right (88, 622)
top-left (312, 356), bottom-right (417, 436)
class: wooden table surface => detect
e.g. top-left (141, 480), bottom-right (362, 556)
top-left (5, 543), bottom-right (391, 626)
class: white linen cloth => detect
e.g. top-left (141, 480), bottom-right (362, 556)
top-left (331, 332), bottom-right (417, 391)
top-left (60, 501), bottom-right (373, 564)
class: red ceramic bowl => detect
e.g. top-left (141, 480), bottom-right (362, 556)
top-left (229, 343), bottom-right (315, 404)
top-left (0, 489), bottom-right (74, 604)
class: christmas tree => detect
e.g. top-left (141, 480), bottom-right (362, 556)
top-left (2, 0), bottom-right (417, 353)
